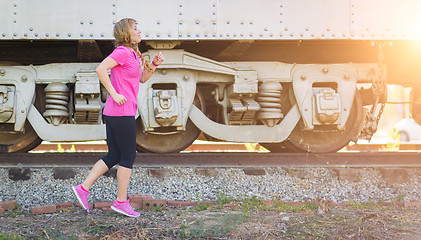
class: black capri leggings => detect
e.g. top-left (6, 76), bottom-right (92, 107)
top-left (102, 115), bottom-right (136, 169)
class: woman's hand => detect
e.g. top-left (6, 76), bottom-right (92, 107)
top-left (111, 93), bottom-right (127, 105)
top-left (152, 52), bottom-right (165, 66)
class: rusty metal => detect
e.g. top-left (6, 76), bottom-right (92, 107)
top-left (1, 152), bottom-right (421, 168)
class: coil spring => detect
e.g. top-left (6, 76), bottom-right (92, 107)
top-left (257, 81), bottom-right (283, 127)
top-left (43, 82), bottom-right (69, 126)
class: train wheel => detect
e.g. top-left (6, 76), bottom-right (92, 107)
top-left (0, 86), bottom-right (45, 153)
top-left (135, 118), bottom-right (201, 153)
top-left (286, 90), bottom-right (364, 153)
top-left (135, 94), bottom-right (203, 153)
top-left (262, 90), bottom-right (364, 153)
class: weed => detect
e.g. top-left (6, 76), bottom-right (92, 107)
top-left (0, 233), bottom-right (25, 240)
top-left (273, 201), bottom-right (318, 212)
top-left (238, 195), bottom-right (262, 213)
top-left (216, 193), bottom-right (233, 206)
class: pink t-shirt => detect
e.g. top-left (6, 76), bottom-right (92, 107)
top-left (103, 46), bottom-right (142, 116)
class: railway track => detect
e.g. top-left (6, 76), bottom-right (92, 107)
top-left (1, 152), bottom-right (421, 168)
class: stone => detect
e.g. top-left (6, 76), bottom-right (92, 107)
top-left (53, 168), bottom-right (76, 179)
top-left (243, 167), bottom-right (266, 176)
top-left (334, 168), bottom-right (361, 182)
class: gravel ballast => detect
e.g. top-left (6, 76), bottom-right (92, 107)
top-left (1, 167), bottom-right (420, 210)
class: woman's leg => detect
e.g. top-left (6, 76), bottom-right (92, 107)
top-left (116, 166), bottom-right (132, 202)
top-left (81, 159), bottom-right (109, 191)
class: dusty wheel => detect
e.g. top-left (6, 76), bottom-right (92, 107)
top-left (136, 94), bottom-right (203, 153)
top-left (135, 118), bottom-right (201, 153)
top-left (0, 85), bottom-right (45, 153)
top-left (263, 90), bottom-right (364, 153)
top-left (286, 90), bottom-right (364, 153)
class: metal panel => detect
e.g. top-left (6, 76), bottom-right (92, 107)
top-left (351, 0), bottom-right (421, 40)
top-left (116, 0), bottom-right (179, 40)
top-left (0, 1), bottom-right (13, 39)
top-left (281, 0), bottom-right (351, 39)
top-left (13, 0), bottom-right (115, 40)
top-left (217, 0), bottom-right (283, 39)
top-left (178, 0), bottom-right (217, 39)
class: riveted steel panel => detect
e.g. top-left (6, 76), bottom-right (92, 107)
top-left (351, 0), bottom-right (421, 40)
top-left (13, 0), bottom-right (115, 40)
top-left (178, 0), bottom-right (217, 39)
top-left (116, 0), bottom-right (179, 40)
top-left (217, 0), bottom-right (283, 39)
top-left (0, 1), bottom-right (12, 39)
top-left (281, 0), bottom-right (350, 39)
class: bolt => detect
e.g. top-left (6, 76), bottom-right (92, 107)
top-left (90, 21), bottom-right (93, 24)
top-left (90, 33), bottom-right (93, 37)
top-left (21, 75), bottom-right (28, 82)
top-left (184, 75), bottom-right (189, 80)
top-left (322, 68), bottom-right (328, 74)
top-left (29, 27), bottom-right (33, 31)
top-left (227, 20), bottom-right (230, 24)
top-left (24, 33), bottom-right (27, 37)
top-left (0, 69), bottom-right (5, 76)
top-left (196, 20), bottom-right (199, 24)
top-left (344, 73), bottom-right (350, 80)
top-left (56, 33), bottom-right (60, 37)
top-left (80, 33), bottom-right (83, 37)
top-left (80, 21), bottom-right (84, 24)
top-left (161, 70), bottom-right (167, 75)
top-left (68, 33), bottom-right (72, 37)
top-left (300, 75), bottom-right (307, 80)
top-left (45, 33), bottom-right (49, 37)
top-left (2, 33), bottom-right (5, 37)
top-left (157, 21), bottom-right (160, 24)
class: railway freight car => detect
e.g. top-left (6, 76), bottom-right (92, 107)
top-left (1, 0), bottom-right (421, 153)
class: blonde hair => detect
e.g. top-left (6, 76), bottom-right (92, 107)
top-left (113, 18), bottom-right (153, 73)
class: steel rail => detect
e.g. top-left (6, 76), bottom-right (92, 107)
top-left (0, 152), bottom-right (420, 168)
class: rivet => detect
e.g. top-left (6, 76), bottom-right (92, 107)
top-left (168, 33), bottom-right (171, 37)
top-left (90, 33), bottom-right (93, 37)
top-left (14, 12), bottom-right (17, 15)
top-left (327, 28), bottom-right (330, 31)
top-left (34, 33), bottom-right (38, 37)
top-left (304, 108), bottom-right (308, 111)
top-left (344, 108), bottom-right (347, 111)
top-left (21, 75), bottom-right (28, 82)
top-left (179, 33), bottom-right (182, 37)
top-left (322, 68), bottom-right (328, 74)
top-left (56, 33), bottom-right (60, 37)
top-left (45, 33), bottom-right (49, 37)
top-left (196, 20), bottom-right (199, 24)
top-left (233, 33), bottom-right (237, 37)
top-left (13, 33), bottom-right (17, 37)
top-left (161, 70), bottom-right (167, 75)
top-left (112, 3), bottom-right (116, 7)
top-left (280, 5), bottom-right (283, 7)
top-left (290, 33), bottom-right (294, 37)
top-left (2, 33), bottom-right (5, 37)
top-left (311, 34), bottom-right (315, 37)
top-left (113, 21), bottom-right (116, 24)
top-left (183, 75), bottom-right (189, 80)
top-left (220, 34), bottom-right (223, 37)
top-left (213, 21), bottom-right (216, 25)
top-left (204, 33), bottom-right (208, 37)
top-left (14, 4), bottom-right (17, 7)
top-left (212, 12), bottom-right (216, 15)
top-left (212, 33), bottom-right (216, 37)
top-left (322, 33), bottom-right (325, 37)
top-left (13, 20), bottom-right (16, 23)
top-left (90, 21), bottom-right (93, 24)
top-left (80, 33), bottom-right (83, 37)
top-left (332, 34), bottom-right (335, 37)
top-left (344, 73), bottom-right (350, 80)
top-left (157, 33), bottom-right (160, 37)
top-left (300, 33), bottom-right (303, 37)
top-left (300, 75), bottom-right (306, 80)
top-left (241, 21), bottom-right (244, 24)
top-left (269, 33), bottom-right (273, 37)
top-left (187, 33), bottom-right (191, 37)
top-left (179, 12), bottom-right (182, 15)
top-left (250, 33), bottom-right (253, 37)
top-left (112, 12), bottom-right (115, 15)
top-left (264, 28), bottom-right (268, 31)
top-left (0, 69), bottom-right (5, 76)
top-left (284, 28), bottom-right (288, 31)
top-left (240, 33), bottom-right (244, 37)
top-left (179, 21), bottom-right (182, 25)
top-left (196, 33), bottom-right (199, 37)
top-left (145, 33), bottom-right (149, 37)
top-left (305, 28), bottom-right (309, 31)
top-left (260, 33), bottom-right (263, 37)
top-left (68, 33), bottom-right (72, 37)
top-left (80, 21), bottom-right (84, 24)
top-left (29, 27), bottom-right (33, 31)
top-left (157, 21), bottom-right (160, 24)
top-left (226, 33), bottom-right (230, 37)
top-left (250, 21), bottom-right (253, 24)
top-left (226, 20), bottom-right (230, 24)
top-left (179, 4), bottom-right (182, 7)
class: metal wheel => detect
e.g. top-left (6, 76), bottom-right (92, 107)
top-left (263, 90), bottom-right (364, 153)
top-left (135, 94), bottom-right (203, 153)
top-left (0, 85), bottom-right (45, 153)
top-left (286, 90), bottom-right (364, 153)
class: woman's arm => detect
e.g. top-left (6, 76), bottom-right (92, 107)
top-left (141, 52), bottom-right (165, 83)
top-left (96, 57), bottom-right (127, 105)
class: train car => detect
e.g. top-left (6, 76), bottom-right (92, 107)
top-left (1, 0), bottom-right (421, 153)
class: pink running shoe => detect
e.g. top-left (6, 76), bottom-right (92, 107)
top-left (111, 200), bottom-right (140, 217)
top-left (72, 184), bottom-right (90, 212)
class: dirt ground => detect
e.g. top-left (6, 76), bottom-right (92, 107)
top-left (1, 202), bottom-right (421, 240)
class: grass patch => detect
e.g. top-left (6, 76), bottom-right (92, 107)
top-left (0, 233), bottom-right (25, 240)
